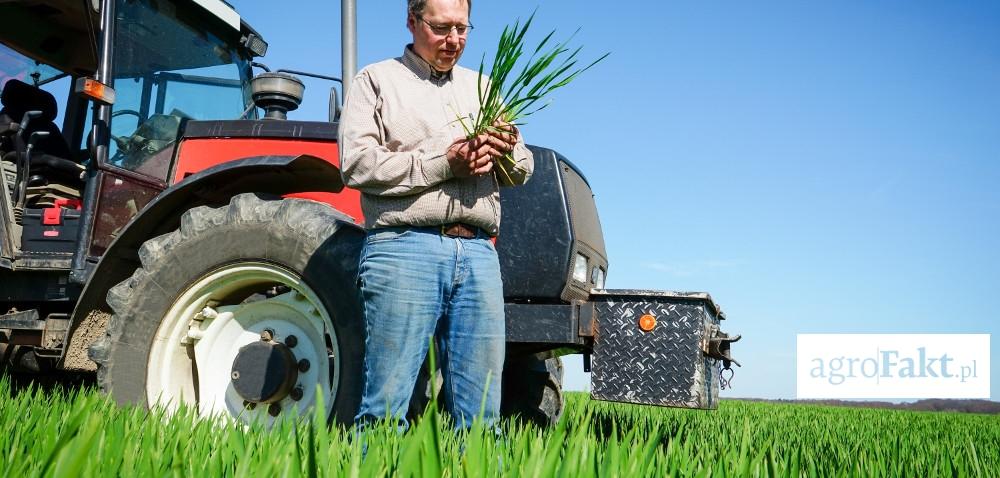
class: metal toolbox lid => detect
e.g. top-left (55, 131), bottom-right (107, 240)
top-left (590, 289), bottom-right (726, 320)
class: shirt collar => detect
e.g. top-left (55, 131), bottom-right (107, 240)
top-left (402, 45), bottom-right (453, 82)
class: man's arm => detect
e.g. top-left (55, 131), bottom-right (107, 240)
top-left (339, 70), bottom-right (507, 195)
top-left (338, 70), bottom-right (455, 197)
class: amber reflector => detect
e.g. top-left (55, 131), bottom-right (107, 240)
top-left (638, 314), bottom-right (657, 332)
top-left (74, 77), bottom-right (116, 105)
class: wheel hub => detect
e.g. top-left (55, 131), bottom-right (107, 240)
top-left (230, 339), bottom-right (299, 404)
top-left (147, 262), bottom-right (340, 424)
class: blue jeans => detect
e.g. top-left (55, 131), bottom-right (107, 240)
top-left (354, 226), bottom-right (505, 428)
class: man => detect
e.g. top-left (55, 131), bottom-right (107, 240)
top-left (339, 0), bottom-right (533, 428)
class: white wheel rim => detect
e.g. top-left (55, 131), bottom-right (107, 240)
top-left (147, 262), bottom-right (338, 425)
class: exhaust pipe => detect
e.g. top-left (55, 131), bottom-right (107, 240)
top-left (342, 0), bottom-right (357, 96)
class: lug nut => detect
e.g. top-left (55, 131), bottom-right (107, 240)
top-left (285, 335), bottom-right (298, 348)
top-left (298, 359), bottom-right (310, 372)
top-left (231, 371), bottom-right (240, 380)
top-left (268, 403), bottom-right (281, 417)
top-left (261, 328), bottom-right (275, 342)
top-left (243, 400), bottom-right (257, 410)
top-left (290, 386), bottom-right (304, 401)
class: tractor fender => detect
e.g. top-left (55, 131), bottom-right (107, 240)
top-left (62, 154), bottom-right (351, 369)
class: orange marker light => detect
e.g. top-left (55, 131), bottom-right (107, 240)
top-left (638, 314), bottom-right (657, 332)
top-left (74, 77), bottom-right (116, 105)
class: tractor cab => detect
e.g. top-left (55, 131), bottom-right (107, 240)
top-left (0, 0), bottom-right (261, 271)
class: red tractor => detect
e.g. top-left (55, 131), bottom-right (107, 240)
top-left (0, 0), bottom-right (738, 425)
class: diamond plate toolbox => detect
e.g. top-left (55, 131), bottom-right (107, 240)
top-left (591, 289), bottom-right (728, 409)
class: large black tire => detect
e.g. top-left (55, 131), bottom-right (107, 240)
top-left (406, 356), bottom-right (444, 420)
top-left (0, 345), bottom-right (50, 373)
top-left (501, 353), bottom-right (564, 426)
top-left (89, 193), bottom-right (365, 424)
top-left (407, 353), bottom-right (565, 426)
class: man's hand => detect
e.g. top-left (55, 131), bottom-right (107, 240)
top-left (446, 133), bottom-right (500, 177)
top-left (446, 121), bottom-right (521, 177)
top-left (489, 120), bottom-right (519, 155)
top-left (445, 122), bottom-right (521, 177)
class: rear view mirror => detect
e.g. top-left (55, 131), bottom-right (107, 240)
top-left (329, 87), bottom-right (341, 122)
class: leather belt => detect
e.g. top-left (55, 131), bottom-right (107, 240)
top-left (440, 222), bottom-right (481, 239)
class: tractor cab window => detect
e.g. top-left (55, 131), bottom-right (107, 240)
top-left (108, 0), bottom-right (253, 182)
top-left (0, 46), bottom-right (68, 127)
top-left (1, 44), bottom-right (80, 207)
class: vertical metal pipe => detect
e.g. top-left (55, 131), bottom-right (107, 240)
top-left (72, 0), bottom-right (116, 282)
top-left (92, 0), bottom-right (116, 164)
top-left (95, 0), bottom-right (116, 84)
top-left (341, 0), bottom-right (357, 96)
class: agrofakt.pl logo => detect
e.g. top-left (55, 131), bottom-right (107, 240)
top-left (796, 334), bottom-right (990, 399)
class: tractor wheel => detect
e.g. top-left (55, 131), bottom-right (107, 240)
top-left (408, 353), bottom-right (565, 425)
top-left (405, 357), bottom-right (444, 420)
top-left (89, 193), bottom-right (365, 425)
top-left (501, 353), bottom-right (564, 426)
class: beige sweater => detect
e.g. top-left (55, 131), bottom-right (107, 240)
top-left (338, 46), bottom-right (533, 236)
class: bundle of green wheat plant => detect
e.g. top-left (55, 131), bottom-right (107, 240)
top-left (459, 11), bottom-right (609, 182)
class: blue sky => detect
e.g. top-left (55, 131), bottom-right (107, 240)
top-left (236, 1), bottom-right (999, 400)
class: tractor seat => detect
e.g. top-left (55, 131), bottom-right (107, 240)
top-left (0, 79), bottom-right (83, 187)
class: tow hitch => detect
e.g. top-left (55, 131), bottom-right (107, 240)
top-left (705, 326), bottom-right (741, 390)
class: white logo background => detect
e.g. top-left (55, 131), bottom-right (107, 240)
top-left (796, 334), bottom-right (990, 399)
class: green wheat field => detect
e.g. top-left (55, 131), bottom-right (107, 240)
top-left (2, 376), bottom-right (997, 477)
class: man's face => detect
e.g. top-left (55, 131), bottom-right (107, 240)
top-left (407, 0), bottom-right (469, 72)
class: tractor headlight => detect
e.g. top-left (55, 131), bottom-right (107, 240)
top-left (242, 33), bottom-right (269, 57)
top-left (573, 252), bottom-right (589, 283)
top-left (592, 266), bottom-right (606, 289)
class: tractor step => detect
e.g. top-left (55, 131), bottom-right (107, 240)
top-left (0, 310), bottom-right (70, 349)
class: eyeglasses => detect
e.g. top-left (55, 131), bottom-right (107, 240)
top-left (418, 16), bottom-right (474, 36)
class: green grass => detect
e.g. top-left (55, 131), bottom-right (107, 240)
top-left (2, 375), bottom-right (997, 477)
top-left (458, 11), bottom-right (607, 184)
